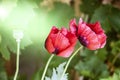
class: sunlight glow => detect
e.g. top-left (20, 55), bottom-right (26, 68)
top-left (0, 6), bottom-right (8, 19)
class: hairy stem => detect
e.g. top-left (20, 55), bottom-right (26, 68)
top-left (13, 41), bottom-right (20, 80)
top-left (41, 54), bottom-right (54, 80)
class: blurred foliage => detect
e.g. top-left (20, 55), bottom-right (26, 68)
top-left (0, 0), bottom-right (120, 80)
top-left (100, 70), bottom-right (120, 80)
top-left (0, 58), bottom-right (7, 80)
top-left (75, 49), bottom-right (109, 80)
top-left (0, 25), bottom-right (32, 60)
top-left (91, 5), bottom-right (120, 33)
top-left (80, 0), bottom-right (101, 16)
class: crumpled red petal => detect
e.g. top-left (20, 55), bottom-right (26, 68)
top-left (69, 19), bottom-right (77, 35)
top-left (70, 18), bottom-right (107, 50)
top-left (87, 21), bottom-right (104, 34)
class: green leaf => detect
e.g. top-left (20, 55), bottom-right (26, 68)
top-left (75, 60), bottom-right (92, 77)
top-left (80, 0), bottom-right (101, 15)
top-left (32, 70), bottom-right (41, 80)
top-left (0, 71), bottom-right (7, 80)
top-left (80, 48), bottom-right (94, 57)
top-left (75, 55), bottom-right (109, 79)
top-left (47, 2), bottom-right (75, 27)
top-left (91, 5), bottom-right (111, 32)
top-left (96, 48), bottom-right (108, 61)
top-left (91, 5), bottom-right (120, 33)
top-left (110, 40), bottom-right (120, 55)
top-left (0, 45), bottom-right (10, 60)
top-left (108, 7), bottom-right (120, 33)
top-left (0, 35), bottom-right (1, 44)
top-left (100, 71), bottom-right (120, 80)
top-left (0, 57), bottom-right (7, 80)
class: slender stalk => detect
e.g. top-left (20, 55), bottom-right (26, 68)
top-left (60, 46), bottom-right (83, 80)
top-left (13, 41), bottom-right (20, 80)
top-left (112, 53), bottom-right (120, 65)
top-left (41, 54), bottom-right (54, 80)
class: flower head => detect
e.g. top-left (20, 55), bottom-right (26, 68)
top-left (45, 26), bottom-right (77, 57)
top-left (69, 18), bottom-right (107, 50)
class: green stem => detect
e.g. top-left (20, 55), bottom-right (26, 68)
top-left (60, 46), bottom-right (83, 80)
top-left (13, 41), bottom-right (20, 80)
top-left (41, 54), bottom-right (54, 80)
top-left (112, 53), bottom-right (120, 65)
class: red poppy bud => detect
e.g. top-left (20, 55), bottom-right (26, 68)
top-left (70, 18), bottom-right (107, 50)
top-left (45, 26), bottom-right (77, 57)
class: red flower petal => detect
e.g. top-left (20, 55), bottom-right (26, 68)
top-left (78, 19), bottom-right (86, 35)
top-left (69, 19), bottom-right (77, 34)
top-left (57, 31), bottom-right (77, 57)
top-left (57, 45), bottom-right (74, 57)
top-left (97, 33), bottom-right (107, 48)
top-left (45, 27), bottom-right (59, 53)
top-left (54, 32), bottom-right (70, 51)
top-left (61, 27), bottom-right (68, 35)
top-left (45, 26), bottom-right (77, 57)
top-left (86, 33), bottom-right (100, 50)
top-left (74, 18), bottom-right (107, 50)
top-left (86, 22), bottom-right (107, 49)
top-left (87, 22), bottom-right (104, 34)
top-left (50, 26), bottom-right (59, 34)
top-left (45, 37), bottom-right (55, 53)
top-left (66, 32), bottom-right (77, 45)
top-left (78, 24), bottom-right (91, 37)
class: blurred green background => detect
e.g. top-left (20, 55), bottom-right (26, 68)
top-left (0, 0), bottom-right (120, 80)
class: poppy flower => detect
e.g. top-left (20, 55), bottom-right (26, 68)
top-left (69, 18), bottom-right (107, 50)
top-left (45, 26), bottom-right (77, 57)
